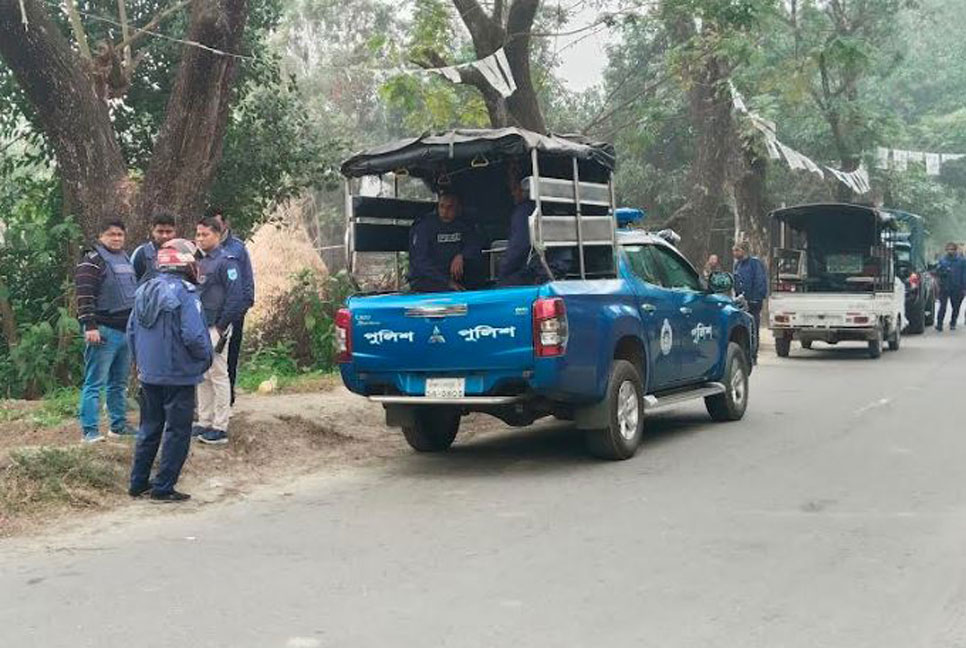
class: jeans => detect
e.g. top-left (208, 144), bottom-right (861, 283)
top-left (130, 384), bottom-right (196, 495)
top-left (937, 291), bottom-right (963, 328)
top-left (227, 316), bottom-right (244, 406)
top-left (78, 325), bottom-right (130, 437)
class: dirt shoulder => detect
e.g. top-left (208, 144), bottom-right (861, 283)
top-left (0, 384), bottom-right (408, 538)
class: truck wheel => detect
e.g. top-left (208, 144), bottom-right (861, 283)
top-left (776, 336), bottom-right (791, 357)
top-left (402, 407), bottom-right (460, 452)
top-left (888, 319), bottom-right (901, 351)
top-left (801, 340), bottom-right (813, 350)
top-left (906, 301), bottom-right (925, 334)
top-left (868, 326), bottom-right (883, 359)
top-left (585, 360), bottom-right (644, 461)
top-left (706, 343), bottom-right (749, 422)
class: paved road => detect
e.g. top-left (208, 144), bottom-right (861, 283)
top-left (5, 332), bottom-right (966, 648)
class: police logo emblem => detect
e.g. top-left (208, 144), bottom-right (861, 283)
top-left (660, 318), bottom-right (673, 356)
top-left (227, 268), bottom-right (238, 281)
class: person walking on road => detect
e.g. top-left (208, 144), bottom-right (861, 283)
top-left (732, 240), bottom-right (768, 361)
top-left (935, 242), bottom-right (966, 331)
top-left (128, 239), bottom-right (212, 502)
top-left (193, 217), bottom-right (245, 445)
top-left (131, 210), bottom-right (177, 286)
top-left (75, 219), bottom-right (138, 443)
top-left (207, 207), bottom-right (254, 406)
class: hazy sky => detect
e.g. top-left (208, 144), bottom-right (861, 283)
top-left (552, 3), bottom-right (619, 92)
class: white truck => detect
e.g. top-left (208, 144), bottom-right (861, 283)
top-left (768, 203), bottom-right (905, 359)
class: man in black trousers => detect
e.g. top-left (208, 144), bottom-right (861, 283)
top-left (127, 239), bottom-right (213, 502)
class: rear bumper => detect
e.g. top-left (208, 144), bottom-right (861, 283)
top-left (772, 326), bottom-right (878, 342)
top-left (368, 394), bottom-right (526, 405)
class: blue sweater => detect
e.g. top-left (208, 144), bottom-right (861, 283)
top-left (127, 273), bottom-right (213, 386)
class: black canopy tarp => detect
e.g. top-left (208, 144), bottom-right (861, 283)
top-left (340, 128), bottom-right (616, 179)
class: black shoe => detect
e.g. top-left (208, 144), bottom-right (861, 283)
top-left (150, 490), bottom-right (191, 502)
top-left (936, 325), bottom-right (943, 332)
top-left (128, 483), bottom-right (151, 498)
top-left (191, 425), bottom-right (209, 438)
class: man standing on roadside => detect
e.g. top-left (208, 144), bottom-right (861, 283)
top-left (131, 210), bottom-right (177, 285)
top-left (194, 217), bottom-right (245, 445)
top-left (935, 241), bottom-right (966, 331)
top-left (207, 207), bottom-right (254, 405)
top-left (75, 219), bottom-right (137, 443)
top-left (732, 240), bottom-right (768, 362)
top-left (128, 239), bottom-right (212, 502)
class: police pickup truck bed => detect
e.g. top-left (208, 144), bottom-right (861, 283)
top-left (337, 229), bottom-right (757, 460)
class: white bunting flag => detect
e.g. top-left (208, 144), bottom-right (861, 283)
top-left (876, 147), bottom-right (890, 170)
top-left (926, 153), bottom-right (941, 176)
top-left (894, 149), bottom-right (909, 171)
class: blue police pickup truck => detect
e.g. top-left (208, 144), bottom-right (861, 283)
top-left (335, 129), bottom-right (756, 460)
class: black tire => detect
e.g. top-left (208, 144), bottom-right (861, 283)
top-left (585, 360), bottom-right (644, 461)
top-left (888, 319), bottom-right (901, 351)
top-left (402, 407), bottom-right (460, 452)
top-left (925, 295), bottom-right (935, 326)
top-left (906, 301), bottom-right (925, 334)
top-left (776, 336), bottom-right (791, 357)
top-left (705, 342), bottom-right (750, 422)
top-left (868, 326), bottom-right (883, 359)
top-left (801, 340), bottom-right (813, 350)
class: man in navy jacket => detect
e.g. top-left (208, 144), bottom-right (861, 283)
top-left (733, 240), bottom-right (768, 361)
top-left (935, 242), bottom-right (966, 331)
top-left (408, 193), bottom-right (484, 292)
top-left (128, 239), bottom-right (212, 502)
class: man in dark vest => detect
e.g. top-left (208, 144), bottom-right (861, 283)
top-left (131, 209), bottom-right (177, 285)
top-left (193, 217), bottom-right (246, 445)
top-left (207, 207), bottom-right (254, 405)
top-left (75, 218), bottom-right (138, 443)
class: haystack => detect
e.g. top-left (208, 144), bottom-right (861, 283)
top-left (247, 209), bottom-right (328, 326)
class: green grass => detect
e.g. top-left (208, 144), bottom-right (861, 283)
top-left (236, 366), bottom-right (339, 394)
top-left (0, 387), bottom-right (80, 427)
top-left (0, 446), bottom-right (123, 514)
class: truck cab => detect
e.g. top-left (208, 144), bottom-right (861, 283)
top-left (336, 128), bottom-right (756, 460)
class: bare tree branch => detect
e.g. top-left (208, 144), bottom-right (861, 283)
top-left (63, 0), bottom-right (92, 60)
top-left (116, 0), bottom-right (131, 67)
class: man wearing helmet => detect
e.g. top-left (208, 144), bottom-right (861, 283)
top-left (127, 238), bottom-right (213, 502)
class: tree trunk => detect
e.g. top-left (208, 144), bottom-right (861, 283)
top-left (668, 49), bottom-right (742, 265)
top-left (0, 0), bottom-right (133, 241)
top-left (449, 0), bottom-right (545, 132)
top-left (0, 0), bottom-right (249, 244)
top-left (137, 0), bottom-right (248, 236)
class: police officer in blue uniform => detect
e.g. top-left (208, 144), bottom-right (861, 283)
top-left (131, 210), bottom-right (177, 285)
top-left (194, 217), bottom-right (246, 444)
top-left (498, 167), bottom-right (572, 286)
top-left (75, 218), bottom-right (138, 443)
top-left (207, 207), bottom-right (255, 404)
top-left (935, 241), bottom-right (966, 331)
top-left (128, 239), bottom-right (213, 502)
top-left (408, 192), bottom-right (484, 292)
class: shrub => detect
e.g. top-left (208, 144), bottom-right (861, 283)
top-left (248, 269), bottom-right (354, 371)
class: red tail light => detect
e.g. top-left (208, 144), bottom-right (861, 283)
top-left (533, 298), bottom-right (568, 357)
top-left (335, 308), bottom-right (352, 363)
top-left (909, 272), bottom-right (920, 289)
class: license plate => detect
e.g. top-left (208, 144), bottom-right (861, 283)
top-left (425, 378), bottom-right (465, 398)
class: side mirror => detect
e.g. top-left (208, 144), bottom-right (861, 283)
top-left (708, 271), bottom-right (734, 294)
